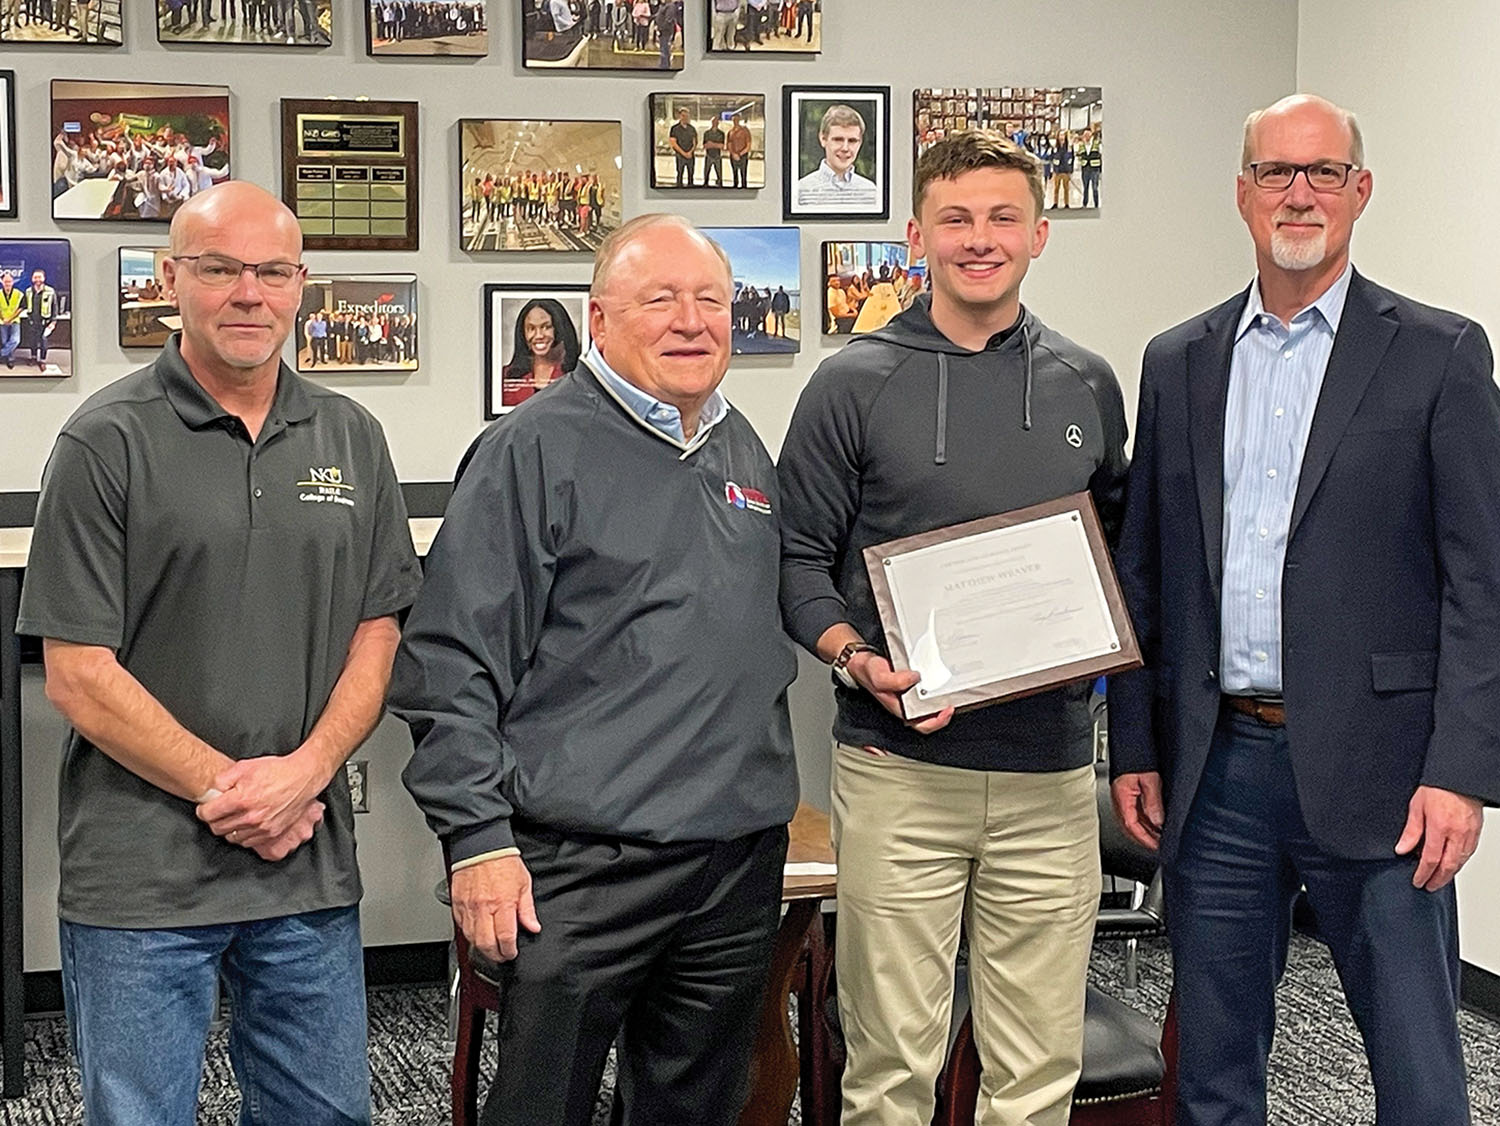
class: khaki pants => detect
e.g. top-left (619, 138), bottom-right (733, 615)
top-left (830, 743), bottom-right (1100, 1126)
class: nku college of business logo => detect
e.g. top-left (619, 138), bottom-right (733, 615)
top-left (297, 466), bottom-right (357, 508)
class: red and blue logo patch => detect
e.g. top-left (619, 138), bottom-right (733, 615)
top-left (725, 481), bottom-right (772, 514)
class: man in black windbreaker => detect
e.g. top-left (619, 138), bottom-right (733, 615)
top-left (778, 131), bottom-right (1128, 1126)
top-left (393, 213), bottom-right (798, 1126)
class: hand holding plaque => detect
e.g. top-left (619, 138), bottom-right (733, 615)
top-left (862, 492), bottom-right (1141, 721)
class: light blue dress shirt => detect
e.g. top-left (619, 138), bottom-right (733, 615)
top-left (1220, 263), bottom-right (1353, 694)
top-left (582, 343), bottom-right (729, 453)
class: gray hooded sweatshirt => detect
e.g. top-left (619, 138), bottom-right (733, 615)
top-left (777, 294), bottom-right (1129, 771)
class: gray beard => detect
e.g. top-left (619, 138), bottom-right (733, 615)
top-left (1270, 228), bottom-right (1327, 271)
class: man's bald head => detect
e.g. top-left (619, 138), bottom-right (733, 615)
top-left (1241, 94), bottom-right (1364, 168)
top-left (590, 214), bottom-right (732, 300)
top-left (168, 181), bottom-right (303, 258)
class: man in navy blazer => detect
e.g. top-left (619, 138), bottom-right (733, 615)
top-left (1111, 93), bottom-right (1500, 1124)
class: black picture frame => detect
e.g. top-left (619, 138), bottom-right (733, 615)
top-left (647, 91), bottom-right (767, 192)
top-left (482, 283), bottom-right (592, 418)
top-left (782, 84), bottom-right (890, 221)
top-left (0, 72), bottom-right (15, 219)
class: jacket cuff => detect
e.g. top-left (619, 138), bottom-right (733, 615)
top-left (785, 594), bottom-right (853, 654)
top-left (447, 818), bottom-right (515, 865)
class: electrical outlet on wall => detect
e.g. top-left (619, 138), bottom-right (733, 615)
top-left (347, 760), bottom-right (370, 813)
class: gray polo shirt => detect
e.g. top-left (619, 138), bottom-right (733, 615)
top-left (18, 335), bottom-right (422, 929)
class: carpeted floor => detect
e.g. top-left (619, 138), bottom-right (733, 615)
top-left (2, 935), bottom-right (1498, 1124)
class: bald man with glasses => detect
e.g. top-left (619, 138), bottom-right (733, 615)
top-left (18, 181), bottom-right (421, 1125)
top-left (1111, 94), bottom-right (1500, 1125)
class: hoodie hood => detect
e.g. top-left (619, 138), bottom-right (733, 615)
top-left (855, 293), bottom-right (1037, 462)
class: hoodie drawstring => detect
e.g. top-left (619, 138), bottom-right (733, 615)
top-left (1021, 321), bottom-right (1034, 431)
top-left (934, 352), bottom-right (948, 465)
top-left (933, 317), bottom-right (1032, 464)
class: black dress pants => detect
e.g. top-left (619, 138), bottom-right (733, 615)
top-left (477, 820), bottom-right (789, 1126)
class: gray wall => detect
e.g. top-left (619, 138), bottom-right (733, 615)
top-left (4, 0), bottom-right (1300, 966)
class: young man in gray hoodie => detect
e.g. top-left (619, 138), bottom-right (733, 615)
top-left (778, 131), bottom-right (1129, 1125)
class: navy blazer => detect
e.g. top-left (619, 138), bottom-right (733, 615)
top-left (1111, 270), bottom-right (1500, 863)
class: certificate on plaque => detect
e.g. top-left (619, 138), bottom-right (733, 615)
top-left (281, 99), bottom-right (419, 251)
top-left (863, 493), bottom-right (1141, 720)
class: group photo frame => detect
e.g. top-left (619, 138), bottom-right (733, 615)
top-left (157, 0), bottom-right (332, 47)
top-left (782, 84), bottom-right (890, 221)
top-left (1, 1), bottom-right (122, 44)
top-left (700, 225), bottom-right (800, 355)
top-left (366, 1), bottom-right (489, 55)
top-left (460, 118), bottom-right (622, 253)
top-left (117, 246), bottom-right (176, 349)
top-left (296, 272), bottom-right (419, 375)
top-left (483, 282), bottom-right (591, 418)
top-left (50, 79), bottom-right (231, 223)
top-left (1, 238), bottom-right (74, 378)
top-left (520, 0), bottom-right (684, 71)
top-left (705, 0), bottom-right (819, 53)
top-left (648, 92), bottom-right (766, 191)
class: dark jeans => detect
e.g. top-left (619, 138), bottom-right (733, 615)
top-left (1166, 710), bottom-right (1470, 1125)
top-left (1082, 168), bottom-right (1100, 207)
top-left (476, 820), bottom-right (788, 1126)
top-left (675, 154), bottom-right (693, 187)
top-left (703, 153), bottom-right (723, 185)
top-left (730, 154), bottom-right (749, 188)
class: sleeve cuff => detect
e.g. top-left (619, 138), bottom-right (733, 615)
top-left (450, 847), bottom-right (521, 873)
top-left (784, 594), bottom-right (852, 655)
top-left (446, 818), bottom-right (515, 865)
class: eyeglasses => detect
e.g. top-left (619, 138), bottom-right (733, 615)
top-left (1244, 161), bottom-right (1359, 191)
top-left (171, 254), bottom-right (306, 289)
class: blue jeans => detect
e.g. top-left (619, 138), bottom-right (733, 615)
top-left (60, 905), bottom-right (371, 1126)
top-left (0, 322), bottom-right (18, 361)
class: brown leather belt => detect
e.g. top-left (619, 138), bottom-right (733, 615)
top-left (1222, 695), bottom-right (1286, 726)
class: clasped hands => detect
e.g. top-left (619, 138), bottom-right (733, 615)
top-left (195, 753), bottom-right (329, 863)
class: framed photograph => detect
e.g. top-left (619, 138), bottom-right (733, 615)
top-left (914, 86), bottom-right (1104, 213)
top-left (460, 119), bottom-right (622, 253)
top-left (823, 241), bottom-right (924, 335)
top-left (699, 226), bottom-right (799, 355)
top-left (50, 79), bottom-right (231, 223)
top-left (0, 240), bottom-right (73, 378)
top-left (118, 247), bottom-right (177, 349)
top-left (367, 0), bottom-right (488, 55)
top-left (0, 72), bottom-right (15, 219)
top-left (296, 273), bottom-right (418, 375)
top-left (782, 85), bottom-right (890, 221)
top-left (281, 99), bottom-right (419, 251)
top-left (483, 283), bottom-right (590, 418)
top-left (157, 0), bottom-right (331, 46)
top-left (706, 0), bottom-right (818, 54)
top-left (520, 0), bottom-right (682, 71)
top-left (1, 1), bottom-right (122, 44)
top-left (648, 92), bottom-right (765, 191)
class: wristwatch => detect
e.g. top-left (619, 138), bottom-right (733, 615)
top-left (831, 640), bottom-right (879, 689)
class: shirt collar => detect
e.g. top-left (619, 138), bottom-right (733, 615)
top-left (1237, 261), bottom-right (1354, 341)
top-left (581, 342), bottom-right (729, 455)
top-left (818, 160), bottom-right (855, 185)
top-left (156, 333), bottom-right (316, 432)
